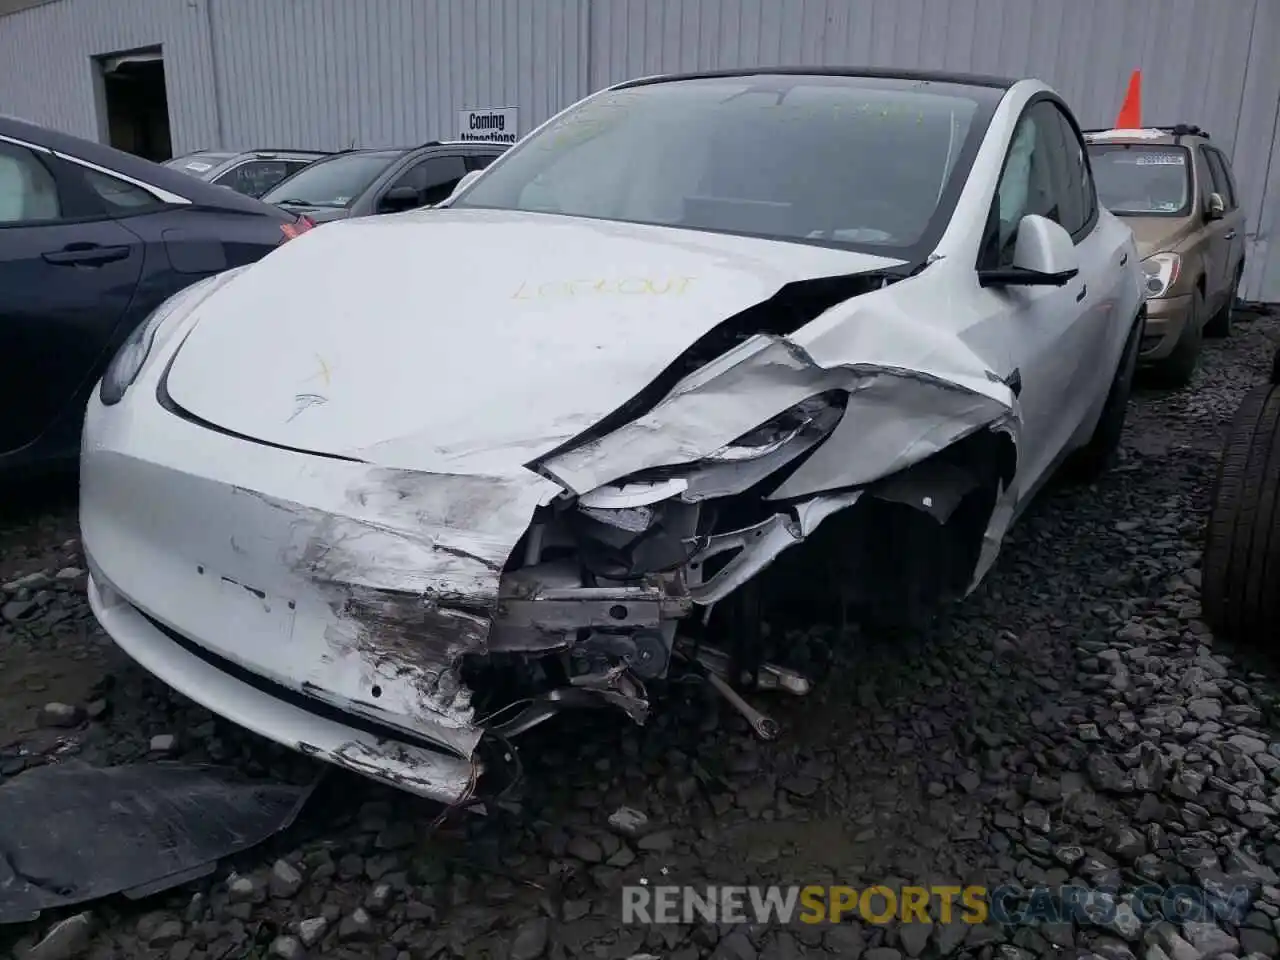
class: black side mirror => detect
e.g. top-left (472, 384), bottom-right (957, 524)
top-left (380, 185), bottom-right (421, 213)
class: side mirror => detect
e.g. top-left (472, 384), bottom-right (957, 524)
top-left (380, 185), bottom-right (421, 213)
top-left (978, 214), bottom-right (1080, 288)
top-left (447, 169), bottom-right (483, 201)
top-left (1206, 192), bottom-right (1226, 220)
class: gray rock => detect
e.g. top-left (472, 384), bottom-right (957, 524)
top-left (149, 734), bottom-right (178, 754)
top-left (25, 912), bottom-right (93, 960)
top-left (227, 875), bottom-right (258, 903)
top-left (509, 916), bottom-right (550, 960)
top-left (711, 930), bottom-right (757, 960)
top-left (338, 907), bottom-right (374, 942)
top-left (864, 949), bottom-right (904, 960)
top-left (38, 702), bottom-right (80, 728)
top-left (297, 917), bottom-right (328, 948)
top-left (1181, 922), bottom-right (1239, 958)
top-left (1238, 928), bottom-right (1279, 956)
top-left (1229, 735), bottom-right (1269, 756)
top-left (148, 921), bottom-right (184, 947)
top-left (899, 920), bottom-right (932, 957)
top-left (1187, 699), bottom-right (1222, 721)
top-left (269, 936), bottom-right (303, 960)
top-left (566, 834), bottom-right (604, 863)
top-left (607, 806), bottom-right (649, 837)
top-left (269, 859), bottom-right (303, 898)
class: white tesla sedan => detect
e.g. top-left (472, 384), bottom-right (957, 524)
top-left (81, 68), bottom-right (1145, 806)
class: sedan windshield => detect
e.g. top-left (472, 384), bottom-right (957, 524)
top-left (1088, 144), bottom-right (1192, 216)
top-left (452, 75), bottom-right (984, 252)
top-left (261, 151), bottom-right (401, 208)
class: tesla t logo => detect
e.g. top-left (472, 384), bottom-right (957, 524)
top-left (288, 393), bottom-right (327, 422)
top-left (302, 354), bottom-right (333, 388)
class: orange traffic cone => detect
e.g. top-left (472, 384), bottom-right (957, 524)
top-left (1115, 69), bottom-right (1142, 128)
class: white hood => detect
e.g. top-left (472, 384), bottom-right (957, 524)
top-left (163, 208), bottom-right (904, 474)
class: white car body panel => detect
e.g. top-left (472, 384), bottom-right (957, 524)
top-left (80, 73), bottom-right (1145, 804)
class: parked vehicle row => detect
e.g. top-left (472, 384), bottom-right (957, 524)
top-left (165, 148), bottom-right (330, 198)
top-left (258, 140), bottom-right (506, 222)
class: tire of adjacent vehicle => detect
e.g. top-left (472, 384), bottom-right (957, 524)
top-left (1203, 265), bottom-right (1241, 339)
top-left (1153, 287), bottom-right (1203, 388)
top-left (1201, 380), bottom-right (1280, 644)
top-left (1066, 312), bottom-right (1143, 482)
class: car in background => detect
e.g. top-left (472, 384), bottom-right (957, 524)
top-left (259, 140), bottom-right (507, 223)
top-left (0, 114), bottom-right (315, 478)
top-left (1085, 124), bottom-right (1247, 385)
top-left (165, 148), bottom-right (329, 198)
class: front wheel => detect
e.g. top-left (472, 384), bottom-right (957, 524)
top-left (1066, 313), bottom-right (1143, 482)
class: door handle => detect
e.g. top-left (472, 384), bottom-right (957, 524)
top-left (42, 244), bottom-right (131, 267)
top-left (1120, 252), bottom-right (1128, 266)
top-left (1224, 230), bottom-right (1237, 240)
top-left (1076, 285), bottom-right (1087, 302)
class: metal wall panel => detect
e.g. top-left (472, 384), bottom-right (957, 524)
top-left (205, 0), bottom-right (590, 151)
top-left (1, 0), bottom-right (1277, 299)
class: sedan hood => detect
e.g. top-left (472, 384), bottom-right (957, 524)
top-left (164, 209), bottom-right (905, 475)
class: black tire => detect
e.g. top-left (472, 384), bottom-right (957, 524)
top-left (1066, 313), bottom-right (1143, 482)
top-left (1204, 266), bottom-right (1241, 339)
top-left (1201, 381), bottom-right (1280, 644)
top-left (1150, 288), bottom-right (1203, 387)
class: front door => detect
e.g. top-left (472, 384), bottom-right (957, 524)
top-left (0, 139), bottom-right (144, 454)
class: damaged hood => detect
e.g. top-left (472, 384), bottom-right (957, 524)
top-left (163, 208), bottom-right (905, 473)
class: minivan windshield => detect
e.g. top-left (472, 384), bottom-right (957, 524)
top-left (452, 75), bottom-right (986, 253)
top-left (261, 151), bottom-right (402, 208)
top-left (1088, 144), bottom-right (1192, 216)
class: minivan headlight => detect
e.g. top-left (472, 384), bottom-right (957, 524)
top-left (1141, 252), bottom-right (1181, 299)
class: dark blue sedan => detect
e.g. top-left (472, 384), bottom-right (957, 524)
top-left (0, 115), bottom-right (316, 477)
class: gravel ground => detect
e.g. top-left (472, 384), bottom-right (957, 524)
top-left (2, 310), bottom-right (1280, 960)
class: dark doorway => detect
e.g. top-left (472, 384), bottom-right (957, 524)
top-left (97, 49), bottom-right (172, 162)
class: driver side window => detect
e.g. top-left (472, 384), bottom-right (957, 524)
top-left (982, 102), bottom-right (1070, 268)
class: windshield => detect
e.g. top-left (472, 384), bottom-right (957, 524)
top-left (452, 75), bottom-right (984, 252)
top-left (1088, 144), bottom-right (1191, 216)
top-left (260, 151), bottom-right (401, 207)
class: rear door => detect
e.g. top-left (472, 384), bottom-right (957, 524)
top-left (0, 137), bottom-right (144, 454)
top-left (1204, 146), bottom-right (1246, 296)
top-left (1196, 145), bottom-right (1233, 306)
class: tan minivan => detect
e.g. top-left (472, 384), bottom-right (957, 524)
top-left (1085, 125), bottom-right (1247, 385)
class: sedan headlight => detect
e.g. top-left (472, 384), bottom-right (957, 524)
top-left (702, 392), bottom-right (845, 463)
top-left (1141, 252), bottom-right (1181, 299)
top-left (99, 275), bottom-right (224, 405)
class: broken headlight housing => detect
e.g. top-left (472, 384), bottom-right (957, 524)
top-left (703, 392), bottom-right (846, 462)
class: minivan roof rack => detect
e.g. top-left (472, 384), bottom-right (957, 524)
top-left (1082, 124), bottom-right (1209, 141)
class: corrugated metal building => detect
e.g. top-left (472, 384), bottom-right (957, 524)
top-left (2, 0), bottom-right (1278, 300)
